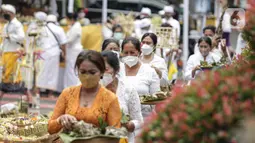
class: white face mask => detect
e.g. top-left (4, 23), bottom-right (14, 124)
top-left (141, 44), bottom-right (154, 55)
top-left (100, 73), bottom-right (114, 87)
top-left (78, 12), bottom-right (85, 19)
top-left (122, 56), bottom-right (139, 68)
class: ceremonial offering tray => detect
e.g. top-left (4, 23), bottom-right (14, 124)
top-left (60, 134), bottom-right (120, 143)
top-left (60, 120), bottom-right (127, 143)
top-left (140, 91), bottom-right (170, 105)
top-left (200, 61), bottom-right (214, 70)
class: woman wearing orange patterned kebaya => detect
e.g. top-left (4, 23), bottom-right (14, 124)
top-left (48, 50), bottom-right (121, 134)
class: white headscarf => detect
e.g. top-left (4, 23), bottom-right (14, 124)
top-left (164, 6), bottom-right (174, 13)
top-left (46, 14), bottom-right (57, 23)
top-left (34, 11), bottom-right (47, 22)
top-left (1, 4), bottom-right (16, 14)
top-left (141, 7), bottom-right (151, 16)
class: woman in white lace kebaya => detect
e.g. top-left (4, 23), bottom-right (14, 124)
top-left (101, 51), bottom-right (143, 143)
top-left (140, 33), bottom-right (169, 87)
top-left (120, 37), bottom-right (160, 118)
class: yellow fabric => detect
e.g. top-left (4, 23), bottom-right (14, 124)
top-left (48, 85), bottom-right (122, 134)
top-left (119, 138), bottom-right (128, 143)
top-left (206, 16), bottom-right (216, 26)
top-left (1, 23), bottom-right (103, 69)
top-left (168, 63), bottom-right (178, 80)
top-left (81, 25), bottom-right (103, 51)
top-left (2, 52), bottom-right (22, 83)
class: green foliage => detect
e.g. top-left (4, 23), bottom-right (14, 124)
top-left (98, 116), bottom-right (108, 134)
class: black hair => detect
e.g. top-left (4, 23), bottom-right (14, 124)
top-left (160, 23), bottom-right (173, 27)
top-left (198, 36), bottom-right (212, 47)
top-left (121, 37), bottom-right (141, 53)
top-left (141, 33), bottom-right (158, 46)
top-left (203, 25), bottom-right (216, 34)
top-left (112, 24), bottom-right (123, 33)
top-left (75, 50), bottom-right (106, 73)
top-left (66, 13), bottom-right (78, 21)
top-left (101, 51), bottom-right (120, 73)
top-left (102, 38), bottom-right (120, 51)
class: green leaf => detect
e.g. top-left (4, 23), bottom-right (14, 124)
top-left (121, 109), bottom-right (130, 124)
top-left (98, 117), bottom-right (108, 134)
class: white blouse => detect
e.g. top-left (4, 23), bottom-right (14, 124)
top-left (185, 52), bottom-right (221, 80)
top-left (116, 78), bottom-right (143, 143)
top-left (122, 63), bottom-right (160, 118)
top-left (142, 54), bottom-right (169, 87)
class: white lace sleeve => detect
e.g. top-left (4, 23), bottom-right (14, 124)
top-left (127, 86), bottom-right (144, 130)
top-left (185, 55), bottom-right (196, 80)
top-left (149, 69), bottom-right (161, 94)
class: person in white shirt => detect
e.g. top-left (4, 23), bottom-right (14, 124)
top-left (23, 11), bottom-right (47, 104)
top-left (194, 26), bottom-right (216, 54)
top-left (140, 33), bottom-right (168, 87)
top-left (235, 32), bottom-right (246, 55)
top-left (0, 4), bottom-right (25, 97)
top-left (138, 18), bottom-right (153, 39)
top-left (77, 8), bottom-right (90, 26)
top-left (101, 51), bottom-right (143, 143)
top-left (134, 7), bottom-right (152, 39)
top-left (36, 14), bottom-right (67, 97)
top-left (63, 13), bottom-right (83, 88)
top-left (162, 5), bottom-right (180, 37)
top-left (185, 37), bottom-right (221, 80)
top-left (194, 26), bottom-right (231, 62)
top-left (120, 37), bottom-right (160, 118)
top-left (102, 18), bottom-right (114, 40)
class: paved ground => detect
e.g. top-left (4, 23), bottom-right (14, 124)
top-left (1, 93), bottom-right (58, 115)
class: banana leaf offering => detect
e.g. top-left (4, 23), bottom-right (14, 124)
top-left (200, 61), bottom-right (214, 70)
top-left (200, 55), bottom-right (229, 71)
top-left (60, 120), bottom-right (128, 143)
top-left (140, 91), bottom-right (170, 105)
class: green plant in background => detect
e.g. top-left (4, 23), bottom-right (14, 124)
top-left (74, 0), bottom-right (82, 12)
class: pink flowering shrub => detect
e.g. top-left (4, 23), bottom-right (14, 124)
top-left (138, 1), bottom-right (255, 143)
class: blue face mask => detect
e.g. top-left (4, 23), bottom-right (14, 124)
top-left (113, 32), bottom-right (124, 40)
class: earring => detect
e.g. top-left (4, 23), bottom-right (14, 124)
top-left (100, 75), bottom-right (103, 79)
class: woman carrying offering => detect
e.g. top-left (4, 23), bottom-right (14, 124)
top-left (140, 33), bottom-right (169, 87)
top-left (48, 50), bottom-right (121, 134)
top-left (120, 37), bottom-right (160, 118)
top-left (185, 37), bottom-right (221, 80)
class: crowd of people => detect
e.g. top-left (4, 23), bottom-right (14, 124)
top-left (0, 3), bottom-right (245, 143)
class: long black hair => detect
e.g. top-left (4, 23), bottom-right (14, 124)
top-left (101, 51), bottom-right (120, 73)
